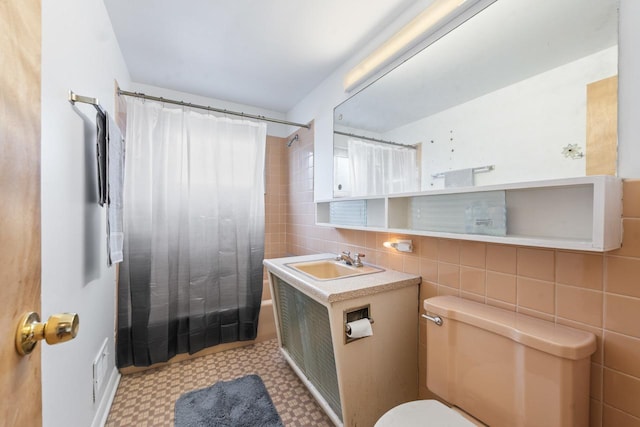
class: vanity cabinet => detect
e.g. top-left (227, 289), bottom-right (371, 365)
top-left (264, 254), bottom-right (421, 427)
top-left (316, 175), bottom-right (622, 252)
top-left (271, 275), bottom-right (342, 419)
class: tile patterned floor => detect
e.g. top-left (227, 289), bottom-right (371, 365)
top-left (106, 339), bottom-right (333, 426)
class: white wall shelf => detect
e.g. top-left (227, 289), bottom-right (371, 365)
top-left (315, 176), bottom-right (623, 252)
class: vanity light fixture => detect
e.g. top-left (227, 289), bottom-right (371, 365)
top-left (383, 239), bottom-right (413, 253)
top-left (343, 0), bottom-right (485, 92)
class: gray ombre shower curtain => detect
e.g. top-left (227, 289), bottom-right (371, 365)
top-left (117, 97), bottom-right (266, 367)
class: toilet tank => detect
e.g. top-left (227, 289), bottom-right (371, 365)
top-left (424, 296), bottom-right (596, 427)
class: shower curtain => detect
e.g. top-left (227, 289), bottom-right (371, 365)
top-left (348, 138), bottom-right (419, 196)
top-left (117, 97), bottom-right (266, 367)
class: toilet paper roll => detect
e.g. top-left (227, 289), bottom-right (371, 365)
top-left (346, 318), bottom-right (373, 339)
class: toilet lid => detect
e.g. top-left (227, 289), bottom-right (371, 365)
top-left (375, 400), bottom-right (478, 427)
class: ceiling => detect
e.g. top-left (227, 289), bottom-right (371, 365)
top-left (104, 0), bottom-right (419, 112)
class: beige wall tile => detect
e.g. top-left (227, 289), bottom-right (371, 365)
top-left (557, 251), bottom-right (604, 290)
top-left (460, 241), bottom-right (486, 268)
top-left (420, 258), bottom-right (438, 282)
top-left (438, 262), bottom-right (460, 288)
top-left (420, 237), bottom-right (438, 260)
top-left (372, 250), bottom-right (390, 269)
top-left (517, 276), bottom-right (555, 314)
top-left (623, 180), bottom-right (640, 219)
top-left (389, 252), bottom-right (403, 271)
top-left (437, 285), bottom-right (460, 297)
top-left (486, 271), bottom-right (517, 304)
top-left (365, 231), bottom-right (378, 250)
top-left (336, 229), bottom-right (353, 244)
top-left (610, 219), bottom-right (640, 258)
top-left (605, 294), bottom-right (640, 338)
top-left (556, 285), bottom-right (603, 327)
top-left (438, 239), bottom-right (460, 263)
top-left (486, 298), bottom-right (516, 312)
top-left (376, 232), bottom-right (391, 251)
top-left (264, 139), bottom-right (290, 267)
top-left (517, 306), bottom-right (555, 322)
top-left (486, 244), bottom-right (517, 274)
top-left (460, 266), bottom-right (486, 295)
top-left (403, 255), bottom-right (420, 275)
top-left (322, 239), bottom-right (339, 254)
top-left (606, 256), bottom-right (640, 298)
top-left (603, 368), bottom-right (640, 418)
top-left (352, 230), bottom-right (367, 248)
top-left (460, 291), bottom-right (485, 303)
top-left (604, 331), bottom-right (640, 378)
top-left (517, 247), bottom-right (555, 281)
top-left (603, 404), bottom-right (640, 427)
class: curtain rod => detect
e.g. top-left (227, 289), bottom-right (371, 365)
top-left (334, 130), bottom-right (417, 150)
top-left (117, 89), bottom-right (310, 129)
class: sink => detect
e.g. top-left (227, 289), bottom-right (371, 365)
top-left (286, 259), bottom-right (384, 281)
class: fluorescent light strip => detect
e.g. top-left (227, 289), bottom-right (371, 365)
top-left (344, 0), bottom-right (476, 92)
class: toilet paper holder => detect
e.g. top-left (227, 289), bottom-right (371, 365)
top-left (344, 304), bottom-right (374, 344)
top-left (345, 318), bottom-right (374, 335)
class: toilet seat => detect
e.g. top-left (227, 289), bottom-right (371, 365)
top-left (375, 400), bottom-right (479, 426)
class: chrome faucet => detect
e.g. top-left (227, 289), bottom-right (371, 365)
top-left (336, 251), bottom-right (365, 267)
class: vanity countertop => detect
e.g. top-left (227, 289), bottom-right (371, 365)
top-left (263, 253), bottom-right (421, 303)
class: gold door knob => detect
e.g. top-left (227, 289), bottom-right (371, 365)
top-left (15, 312), bottom-right (80, 356)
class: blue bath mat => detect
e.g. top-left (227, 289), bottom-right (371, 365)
top-left (174, 374), bottom-right (283, 427)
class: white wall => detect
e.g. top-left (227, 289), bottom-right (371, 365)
top-left (618, 0), bottom-right (640, 178)
top-left (289, 0), bottom-right (640, 200)
top-left (41, 1), bottom-right (130, 426)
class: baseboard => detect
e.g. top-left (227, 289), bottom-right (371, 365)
top-left (90, 367), bottom-right (121, 427)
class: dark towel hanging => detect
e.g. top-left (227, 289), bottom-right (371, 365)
top-left (96, 111), bottom-right (108, 206)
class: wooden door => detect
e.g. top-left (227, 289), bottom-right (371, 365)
top-left (0, 1), bottom-right (43, 426)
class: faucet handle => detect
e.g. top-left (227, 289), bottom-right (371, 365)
top-left (353, 253), bottom-right (365, 266)
top-left (342, 250), bottom-right (351, 256)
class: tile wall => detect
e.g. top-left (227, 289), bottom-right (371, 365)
top-left (282, 126), bottom-right (640, 427)
top-left (263, 135), bottom-right (289, 301)
top-left (265, 135), bottom-right (289, 261)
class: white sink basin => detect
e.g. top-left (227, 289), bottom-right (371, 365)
top-left (286, 259), bottom-right (384, 281)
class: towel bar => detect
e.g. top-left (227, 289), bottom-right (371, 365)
top-left (68, 90), bottom-right (105, 115)
top-left (431, 165), bottom-right (494, 179)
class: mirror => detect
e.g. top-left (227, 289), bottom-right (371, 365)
top-left (333, 0), bottom-right (619, 197)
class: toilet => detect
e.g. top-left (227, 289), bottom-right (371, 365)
top-left (376, 296), bottom-right (596, 427)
